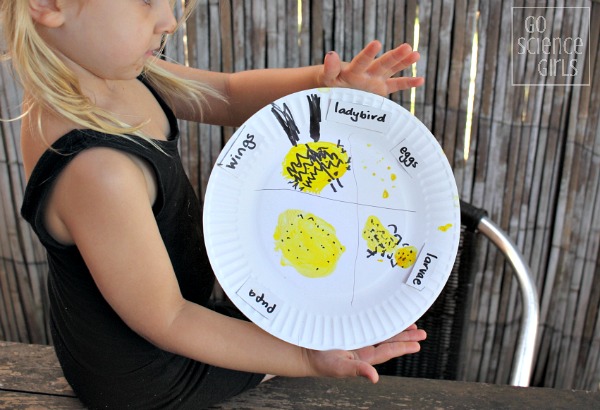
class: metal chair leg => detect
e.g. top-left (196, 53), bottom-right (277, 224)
top-left (478, 217), bottom-right (539, 387)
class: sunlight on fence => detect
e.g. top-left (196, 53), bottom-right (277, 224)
top-left (464, 12), bottom-right (480, 162)
top-left (411, 9), bottom-right (420, 115)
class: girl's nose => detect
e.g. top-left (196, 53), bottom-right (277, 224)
top-left (164, 19), bottom-right (177, 35)
top-left (158, 1), bottom-right (178, 35)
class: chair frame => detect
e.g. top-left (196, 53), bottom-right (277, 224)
top-left (477, 216), bottom-right (539, 387)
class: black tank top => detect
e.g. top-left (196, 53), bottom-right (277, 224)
top-left (20, 79), bottom-right (262, 409)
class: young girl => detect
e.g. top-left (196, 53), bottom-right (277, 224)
top-left (2, 1), bottom-right (426, 408)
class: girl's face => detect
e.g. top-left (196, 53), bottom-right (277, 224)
top-left (41, 0), bottom-right (177, 81)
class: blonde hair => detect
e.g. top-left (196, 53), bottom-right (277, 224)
top-left (1, 0), bottom-right (220, 145)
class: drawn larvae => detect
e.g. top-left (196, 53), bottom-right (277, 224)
top-left (362, 215), bottom-right (418, 269)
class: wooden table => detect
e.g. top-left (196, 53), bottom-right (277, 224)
top-left (1, 341), bottom-right (598, 409)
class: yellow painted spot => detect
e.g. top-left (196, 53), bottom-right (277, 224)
top-left (362, 215), bottom-right (398, 256)
top-left (382, 189), bottom-right (389, 198)
top-left (438, 223), bottom-right (453, 232)
top-left (282, 142), bottom-right (350, 194)
top-left (395, 246), bottom-right (418, 268)
top-left (274, 210), bottom-right (345, 278)
top-left (390, 173), bottom-right (397, 181)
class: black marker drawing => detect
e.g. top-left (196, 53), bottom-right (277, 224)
top-left (271, 102), bottom-right (300, 146)
top-left (307, 94), bottom-right (321, 142)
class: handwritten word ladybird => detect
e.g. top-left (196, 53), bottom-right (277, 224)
top-left (333, 101), bottom-right (387, 123)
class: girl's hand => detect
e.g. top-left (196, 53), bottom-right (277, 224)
top-left (305, 324), bottom-right (426, 383)
top-left (319, 40), bottom-right (424, 96)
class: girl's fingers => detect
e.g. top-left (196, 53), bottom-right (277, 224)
top-left (347, 40), bottom-right (383, 73)
top-left (356, 361), bottom-right (380, 383)
top-left (355, 340), bottom-right (423, 368)
top-left (376, 341), bottom-right (422, 363)
top-left (386, 76), bottom-right (425, 94)
top-left (386, 50), bottom-right (421, 75)
top-left (367, 43), bottom-right (415, 77)
top-left (379, 327), bottom-right (427, 344)
top-left (352, 327), bottom-right (426, 367)
top-left (321, 40), bottom-right (423, 94)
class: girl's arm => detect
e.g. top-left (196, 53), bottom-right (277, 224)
top-left (158, 41), bottom-right (423, 127)
top-left (50, 147), bottom-right (425, 383)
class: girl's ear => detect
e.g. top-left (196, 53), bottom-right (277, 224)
top-left (29, 0), bottom-right (65, 28)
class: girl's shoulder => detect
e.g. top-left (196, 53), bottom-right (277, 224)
top-left (20, 96), bottom-right (81, 181)
top-left (21, 77), bottom-right (173, 181)
top-left (21, 122), bottom-right (159, 247)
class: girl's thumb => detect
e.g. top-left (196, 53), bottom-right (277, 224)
top-left (321, 51), bottom-right (341, 86)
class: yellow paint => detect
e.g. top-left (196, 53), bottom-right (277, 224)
top-left (382, 189), bottom-right (389, 198)
top-left (274, 209), bottom-right (345, 278)
top-left (362, 215), bottom-right (398, 256)
top-left (362, 215), bottom-right (418, 269)
top-left (438, 223), bottom-right (453, 232)
top-left (395, 246), bottom-right (418, 268)
top-left (282, 142), bottom-right (350, 194)
top-left (390, 173), bottom-right (397, 181)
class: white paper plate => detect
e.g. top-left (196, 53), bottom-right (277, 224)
top-left (203, 88), bottom-right (460, 350)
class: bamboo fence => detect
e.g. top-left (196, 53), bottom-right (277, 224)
top-left (1, 0), bottom-right (599, 391)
